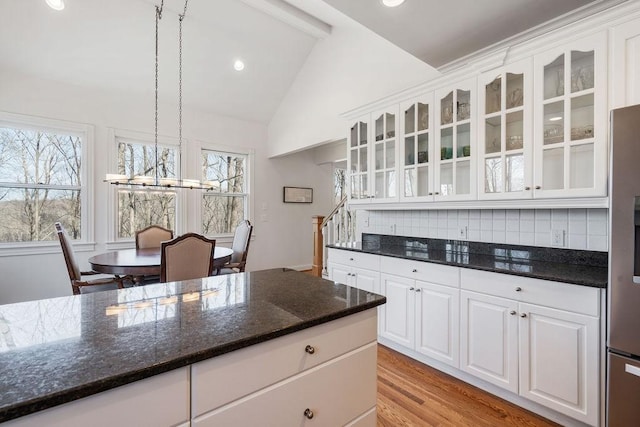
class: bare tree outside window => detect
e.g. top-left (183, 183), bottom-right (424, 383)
top-left (202, 149), bottom-right (247, 235)
top-left (116, 140), bottom-right (177, 238)
top-left (0, 127), bottom-right (82, 242)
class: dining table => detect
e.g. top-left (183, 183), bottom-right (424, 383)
top-left (88, 246), bottom-right (234, 279)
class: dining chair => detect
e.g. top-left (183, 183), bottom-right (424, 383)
top-left (160, 233), bottom-right (216, 283)
top-left (217, 220), bottom-right (253, 275)
top-left (135, 225), bottom-right (174, 249)
top-left (55, 222), bottom-right (124, 295)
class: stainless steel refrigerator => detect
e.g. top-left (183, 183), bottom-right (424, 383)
top-left (608, 103), bottom-right (640, 426)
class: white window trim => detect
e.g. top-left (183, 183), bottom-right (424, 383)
top-left (197, 140), bottom-right (255, 240)
top-left (0, 111), bottom-right (95, 256)
top-left (106, 128), bottom-right (183, 243)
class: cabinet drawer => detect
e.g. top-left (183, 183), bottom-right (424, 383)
top-left (193, 343), bottom-right (378, 427)
top-left (328, 248), bottom-right (380, 271)
top-left (191, 309), bottom-right (377, 417)
top-left (460, 269), bottom-right (600, 316)
top-left (380, 256), bottom-right (459, 287)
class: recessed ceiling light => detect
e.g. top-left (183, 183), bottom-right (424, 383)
top-left (382, 0), bottom-right (405, 7)
top-left (46, 0), bottom-right (65, 11)
top-left (233, 59), bottom-right (245, 71)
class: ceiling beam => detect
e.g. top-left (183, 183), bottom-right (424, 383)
top-left (238, 0), bottom-right (332, 39)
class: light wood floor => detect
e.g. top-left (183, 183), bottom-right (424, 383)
top-left (376, 345), bottom-right (561, 427)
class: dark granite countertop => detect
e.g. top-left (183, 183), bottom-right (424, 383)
top-left (0, 268), bottom-right (385, 423)
top-left (328, 234), bottom-right (608, 288)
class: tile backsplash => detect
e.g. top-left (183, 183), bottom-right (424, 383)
top-left (360, 208), bottom-right (608, 252)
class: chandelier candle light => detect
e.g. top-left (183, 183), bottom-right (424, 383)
top-left (104, 0), bottom-right (209, 190)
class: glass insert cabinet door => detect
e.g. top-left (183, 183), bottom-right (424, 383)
top-left (534, 32), bottom-right (608, 198)
top-left (347, 115), bottom-right (369, 201)
top-left (371, 106), bottom-right (399, 201)
top-left (400, 94), bottom-right (433, 200)
top-left (478, 58), bottom-right (533, 200)
top-left (434, 78), bottom-right (476, 200)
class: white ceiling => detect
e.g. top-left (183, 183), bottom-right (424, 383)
top-left (0, 0), bottom-right (624, 125)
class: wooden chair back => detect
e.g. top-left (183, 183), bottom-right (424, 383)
top-left (55, 222), bottom-right (82, 283)
top-left (160, 233), bottom-right (216, 283)
top-left (136, 225), bottom-right (174, 249)
top-left (229, 220), bottom-right (253, 271)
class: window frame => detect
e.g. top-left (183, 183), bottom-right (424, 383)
top-left (0, 112), bottom-right (94, 256)
top-left (107, 128), bottom-right (182, 245)
top-left (199, 142), bottom-right (254, 241)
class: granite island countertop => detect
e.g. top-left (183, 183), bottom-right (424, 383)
top-left (0, 268), bottom-right (386, 423)
top-left (328, 234), bottom-right (608, 288)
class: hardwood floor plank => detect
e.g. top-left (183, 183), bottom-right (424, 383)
top-left (377, 345), bottom-right (561, 427)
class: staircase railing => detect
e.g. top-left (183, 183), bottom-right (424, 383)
top-left (312, 196), bottom-right (356, 277)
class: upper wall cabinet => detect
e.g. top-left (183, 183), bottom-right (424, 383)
top-left (371, 106), bottom-right (400, 203)
top-left (347, 115), bottom-right (370, 202)
top-left (399, 94), bottom-right (434, 202)
top-left (434, 78), bottom-right (477, 201)
top-left (533, 32), bottom-right (608, 198)
top-left (478, 59), bottom-right (533, 200)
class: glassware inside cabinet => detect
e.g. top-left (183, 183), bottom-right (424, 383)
top-left (506, 154), bottom-right (524, 192)
top-left (485, 116), bottom-right (501, 154)
top-left (386, 170), bottom-right (396, 197)
top-left (440, 163), bottom-right (453, 195)
top-left (441, 92), bottom-right (454, 125)
top-left (417, 134), bottom-right (428, 163)
top-left (571, 94), bottom-right (594, 140)
top-left (506, 73), bottom-right (524, 109)
top-left (405, 104), bottom-right (415, 134)
top-left (440, 127), bottom-right (453, 160)
top-left (486, 76), bottom-right (501, 114)
top-left (543, 101), bottom-right (564, 145)
top-left (457, 89), bottom-right (471, 121)
top-left (359, 122), bottom-right (367, 144)
top-left (457, 123), bottom-right (471, 157)
top-left (350, 149), bottom-right (358, 172)
top-left (350, 124), bottom-right (358, 147)
top-left (571, 50), bottom-right (594, 93)
top-left (418, 103), bottom-right (429, 131)
top-left (404, 169), bottom-right (415, 197)
top-left (385, 113), bottom-right (396, 138)
top-left (506, 111), bottom-right (523, 150)
top-left (543, 54), bottom-right (565, 100)
top-left (405, 136), bottom-right (415, 165)
top-left (485, 157), bottom-right (502, 193)
top-left (375, 114), bottom-right (384, 141)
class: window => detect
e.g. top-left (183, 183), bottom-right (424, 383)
top-left (115, 137), bottom-right (177, 238)
top-left (0, 120), bottom-right (85, 243)
top-left (201, 149), bottom-right (248, 235)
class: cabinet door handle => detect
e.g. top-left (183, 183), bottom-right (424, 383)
top-left (535, 185), bottom-right (541, 190)
top-left (524, 186), bottom-right (531, 190)
top-left (515, 287), bottom-right (522, 292)
top-left (409, 287), bottom-right (415, 291)
top-left (415, 288), bottom-right (421, 292)
top-left (412, 269), bottom-right (417, 273)
top-left (305, 345), bottom-right (316, 355)
top-left (428, 192), bottom-right (433, 195)
top-left (349, 258), bottom-right (354, 261)
top-left (510, 310), bottom-right (516, 315)
top-left (304, 408), bottom-right (314, 419)
top-left (435, 192), bottom-right (440, 195)
top-left (520, 313), bottom-right (527, 318)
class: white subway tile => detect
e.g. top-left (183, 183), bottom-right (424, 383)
top-left (506, 232), bottom-right (520, 244)
top-left (493, 209), bottom-right (506, 219)
top-left (506, 209), bottom-right (520, 221)
top-left (588, 235), bottom-right (608, 251)
top-left (469, 218), bottom-right (481, 231)
top-left (469, 229), bottom-right (481, 241)
top-left (569, 208), bottom-right (587, 222)
top-left (481, 229), bottom-right (493, 242)
top-left (469, 209), bottom-right (481, 219)
top-left (520, 220), bottom-right (535, 232)
top-left (438, 228), bottom-right (448, 239)
top-left (520, 210), bottom-right (535, 221)
top-left (458, 210), bottom-right (469, 220)
top-left (535, 232), bottom-right (551, 247)
top-left (493, 230), bottom-right (506, 243)
top-left (569, 234), bottom-right (587, 250)
top-left (569, 217), bottom-right (587, 235)
top-left (506, 219), bottom-right (519, 232)
top-left (520, 232), bottom-right (535, 245)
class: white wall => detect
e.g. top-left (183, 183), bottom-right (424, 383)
top-left (267, 23), bottom-right (439, 158)
top-left (360, 208), bottom-right (608, 252)
top-left (0, 71), bottom-right (334, 304)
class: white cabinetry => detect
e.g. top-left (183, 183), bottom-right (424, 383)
top-left (327, 248), bottom-right (380, 294)
top-left (371, 105), bottom-right (400, 202)
top-left (434, 78), bottom-right (477, 201)
top-left (399, 94), bottom-right (434, 201)
top-left (379, 257), bottom-right (460, 368)
top-left (533, 32), bottom-right (608, 199)
top-left (460, 269), bottom-right (600, 426)
top-left (347, 115), bottom-right (371, 202)
top-left (191, 309), bottom-right (378, 427)
top-left (611, 15), bottom-right (640, 108)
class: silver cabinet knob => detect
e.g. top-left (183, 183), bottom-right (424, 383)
top-left (525, 186), bottom-right (531, 190)
top-left (435, 192), bottom-right (440, 195)
top-left (409, 287), bottom-right (415, 291)
top-left (305, 345), bottom-right (315, 355)
top-left (304, 408), bottom-right (314, 419)
top-left (415, 288), bottom-right (421, 292)
top-left (428, 192), bottom-right (433, 195)
top-left (515, 287), bottom-right (522, 292)
top-left (349, 258), bottom-right (354, 261)
top-left (520, 313), bottom-right (527, 318)
top-left (535, 185), bottom-right (541, 190)
top-left (510, 310), bottom-right (516, 315)
top-left (412, 269), bottom-right (417, 273)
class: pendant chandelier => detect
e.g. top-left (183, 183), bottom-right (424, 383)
top-left (105, 0), bottom-right (211, 190)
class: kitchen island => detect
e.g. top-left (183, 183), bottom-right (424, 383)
top-left (0, 268), bottom-right (385, 426)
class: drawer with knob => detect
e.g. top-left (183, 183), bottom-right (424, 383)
top-left (328, 248), bottom-right (380, 271)
top-left (460, 268), bottom-right (599, 316)
top-left (191, 309), bottom-right (377, 417)
top-left (380, 256), bottom-right (459, 287)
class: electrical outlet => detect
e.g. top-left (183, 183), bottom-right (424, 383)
top-left (551, 229), bottom-right (565, 247)
top-left (458, 226), bottom-right (468, 240)
top-left (390, 224), bottom-right (396, 234)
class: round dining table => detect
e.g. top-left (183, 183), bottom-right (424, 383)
top-left (88, 246), bottom-right (234, 277)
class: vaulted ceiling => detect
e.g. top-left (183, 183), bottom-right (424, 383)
top-left (0, 0), bottom-right (620, 124)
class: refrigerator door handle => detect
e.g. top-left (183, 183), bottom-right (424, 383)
top-left (626, 363), bottom-right (640, 377)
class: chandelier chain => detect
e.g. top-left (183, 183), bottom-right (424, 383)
top-left (178, 0), bottom-right (188, 172)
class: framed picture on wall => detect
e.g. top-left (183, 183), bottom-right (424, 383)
top-left (283, 187), bottom-right (313, 203)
